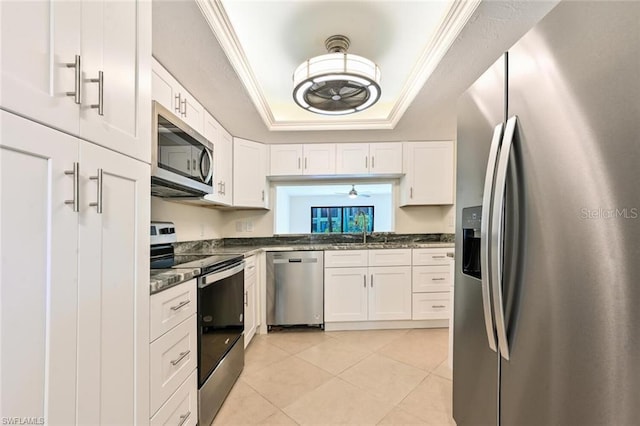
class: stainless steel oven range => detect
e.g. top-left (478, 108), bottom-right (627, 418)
top-left (150, 223), bottom-right (245, 426)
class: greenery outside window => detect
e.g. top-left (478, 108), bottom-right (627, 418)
top-left (311, 206), bottom-right (374, 233)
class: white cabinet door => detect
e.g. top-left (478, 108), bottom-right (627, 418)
top-left (80, 0), bottom-right (151, 163)
top-left (233, 138), bottom-right (268, 208)
top-left (0, 111), bottom-right (79, 423)
top-left (203, 112), bottom-right (232, 205)
top-left (270, 144), bottom-right (303, 176)
top-left (77, 142), bottom-right (150, 426)
top-left (368, 267), bottom-right (412, 321)
top-left (369, 142), bottom-right (402, 175)
top-left (152, 57), bottom-right (182, 116)
top-left (400, 141), bottom-right (454, 205)
top-left (324, 267), bottom-right (368, 322)
top-left (336, 143), bottom-right (369, 175)
top-left (150, 279), bottom-right (197, 342)
top-left (0, 1), bottom-right (81, 135)
top-left (303, 143), bottom-right (336, 175)
top-left (244, 272), bottom-right (257, 347)
top-left (412, 293), bottom-right (451, 320)
top-left (180, 92), bottom-right (204, 134)
top-left (150, 371), bottom-right (198, 426)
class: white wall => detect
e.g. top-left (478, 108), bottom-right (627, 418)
top-left (151, 197), bottom-right (225, 241)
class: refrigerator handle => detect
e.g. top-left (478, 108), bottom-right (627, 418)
top-left (491, 115), bottom-right (518, 361)
top-left (480, 123), bottom-right (504, 353)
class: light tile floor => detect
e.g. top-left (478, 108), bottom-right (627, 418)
top-left (212, 328), bottom-right (454, 425)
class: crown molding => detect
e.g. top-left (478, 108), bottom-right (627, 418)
top-left (196, 0), bottom-right (479, 132)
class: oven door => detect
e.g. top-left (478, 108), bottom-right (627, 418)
top-left (197, 261), bottom-right (245, 387)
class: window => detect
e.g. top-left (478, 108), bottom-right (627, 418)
top-left (311, 206), bottom-right (374, 233)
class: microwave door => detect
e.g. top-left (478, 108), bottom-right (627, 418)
top-left (198, 146), bottom-right (213, 184)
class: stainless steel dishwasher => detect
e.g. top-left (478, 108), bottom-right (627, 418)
top-left (266, 251), bottom-right (324, 328)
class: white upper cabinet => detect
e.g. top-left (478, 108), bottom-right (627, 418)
top-left (270, 144), bottom-right (304, 175)
top-left (336, 142), bottom-right (402, 175)
top-left (400, 141), bottom-right (454, 206)
top-left (0, 0), bottom-right (151, 163)
top-left (203, 111), bottom-right (233, 205)
top-left (269, 144), bottom-right (336, 176)
top-left (233, 138), bottom-right (268, 208)
top-left (369, 142), bottom-right (403, 175)
top-left (152, 58), bottom-right (204, 134)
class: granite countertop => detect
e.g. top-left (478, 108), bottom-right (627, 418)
top-left (183, 241), bottom-right (455, 258)
top-left (150, 267), bottom-right (200, 295)
top-left (150, 237), bottom-right (454, 293)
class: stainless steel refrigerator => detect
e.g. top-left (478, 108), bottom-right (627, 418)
top-left (454, 2), bottom-right (640, 425)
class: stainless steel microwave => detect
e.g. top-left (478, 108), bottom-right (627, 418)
top-left (151, 101), bottom-right (214, 198)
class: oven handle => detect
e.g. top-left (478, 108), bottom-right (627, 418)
top-left (199, 261), bottom-right (245, 288)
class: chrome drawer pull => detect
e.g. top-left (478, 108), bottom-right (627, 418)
top-left (65, 55), bottom-right (81, 104)
top-left (170, 350), bottom-right (191, 366)
top-left (64, 162), bottom-right (80, 212)
top-left (432, 278), bottom-right (446, 281)
top-left (170, 300), bottom-right (190, 311)
top-left (177, 411), bottom-right (191, 426)
top-left (432, 255), bottom-right (446, 259)
top-left (432, 305), bottom-right (446, 309)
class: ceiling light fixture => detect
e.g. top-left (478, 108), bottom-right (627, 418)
top-left (293, 35), bottom-right (381, 115)
top-left (348, 185), bottom-right (359, 199)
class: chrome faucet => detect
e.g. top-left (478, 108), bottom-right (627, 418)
top-left (355, 212), bottom-right (368, 244)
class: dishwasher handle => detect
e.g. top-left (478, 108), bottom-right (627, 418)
top-left (273, 258), bottom-right (318, 264)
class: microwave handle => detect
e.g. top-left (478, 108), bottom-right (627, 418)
top-left (199, 147), bottom-right (213, 184)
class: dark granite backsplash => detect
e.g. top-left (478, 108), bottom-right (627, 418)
top-left (173, 233), bottom-right (454, 253)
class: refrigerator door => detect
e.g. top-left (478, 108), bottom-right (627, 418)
top-left (500, 2), bottom-right (640, 424)
top-left (453, 54), bottom-right (506, 426)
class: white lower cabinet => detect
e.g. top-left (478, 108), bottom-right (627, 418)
top-left (324, 250), bottom-right (412, 323)
top-left (244, 255), bottom-right (258, 347)
top-left (150, 314), bottom-right (197, 416)
top-left (411, 248), bottom-right (453, 320)
top-left (0, 109), bottom-right (150, 424)
top-left (151, 371), bottom-right (197, 426)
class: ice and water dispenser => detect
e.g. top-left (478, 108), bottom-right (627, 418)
top-left (461, 206), bottom-right (482, 279)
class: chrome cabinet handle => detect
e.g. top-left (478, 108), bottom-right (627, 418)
top-left (218, 181), bottom-right (223, 194)
top-left (371, 156), bottom-right (375, 169)
top-left (222, 181), bottom-right (226, 195)
top-left (193, 159), bottom-right (196, 171)
top-left (177, 411), bottom-right (191, 426)
top-left (370, 274), bottom-right (374, 287)
top-left (410, 187), bottom-right (413, 199)
top-left (363, 275), bottom-right (366, 288)
top-left (480, 123), bottom-right (504, 354)
top-left (491, 116), bottom-right (517, 361)
top-left (64, 162), bottom-right (80, 212)
top-left (186, 159), bottom-right (190, 170)
top-left (65, 55), bottom-right (81, 104)
top-left (170, 350), bottom-right (191, 366)
top-left (170, 300), bottom-right (190, 311)
top-left (181, 98), bottom-right (187, 117)
top-left (89, 71), bottom-right (104, 116)
top-left (365, 156), bottom-right (368, 168)
top-left (298, 157), bottom-right (301, 170)
top-left (261, 190), bottom-right (265, 201)
top-left (304, 157), bottom-right (308, 169)
top-left (244, 291), bottom-right (248, 307)
top-left (89, 169), bottom-right (103, 214)
top-left (175, 93), bottom-right (182, 113)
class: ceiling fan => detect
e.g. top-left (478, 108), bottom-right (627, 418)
top-left (336, 185), bottom-right (371, 198)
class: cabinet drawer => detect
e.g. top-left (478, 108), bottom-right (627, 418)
top-left (150, 279), bottom-right (197, 342)
top-left (150, 314), bottom-right (197, 416)
top-left (412, 265), bottom-right (450, 293)
top-left (412, 293), bottom-right (450, 320)
top-left (368, 249), bottom-right (411, 266)
top-left (150, 370), bottom-right (197, 426)
top-left (244, 255), bottom-right (257, 279)
top-left (412, 248), bottom-right (452, 266)
top-left (325, 250), bottom-right (367, 267)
